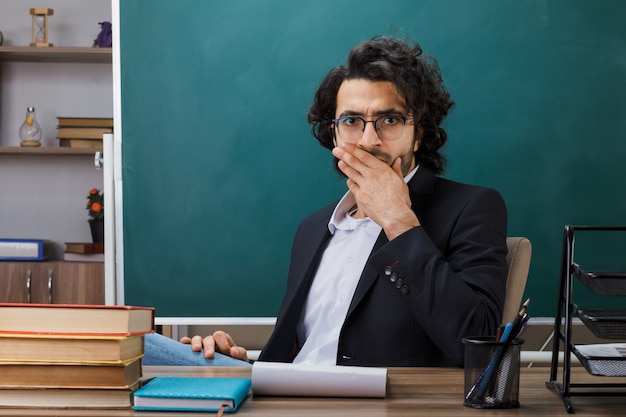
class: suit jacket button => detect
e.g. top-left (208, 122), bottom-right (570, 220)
top-left (384, 266), bottom-right (393, 276)
top-left (401, 285), bottom-right (410, 295)
top-left (395, 278), bottom-right (404, 288)
top-left (389, 272), bottom-right (398, 283)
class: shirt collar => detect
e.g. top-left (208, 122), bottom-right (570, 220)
top-left (328, 164), bottom-right (419, 234)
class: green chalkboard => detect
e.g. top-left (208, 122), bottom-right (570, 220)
top-left (120, 0), bottom-right (626, 317)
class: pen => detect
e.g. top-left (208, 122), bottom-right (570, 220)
top-left (473, 323), bottom-right (513, 400)
top-left (494, 313), bottom-right (529, 401)
top-left (466, 323), bottom-right (510, 400)
top-left (498, 322), bottom-right (513, 345)
top-left (467, 299), bottom-right (531, 402)
top-left (495, 325), bottom-right (505, 342)
top-left (509, 299), bottom-right (530, 342)
top-left (509, 299), bottom-right (529, 336)
top-left (514, 313), bottom-right (529, 339)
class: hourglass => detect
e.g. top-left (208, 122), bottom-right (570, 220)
top-left (30, 8), bottom-right (54, 47)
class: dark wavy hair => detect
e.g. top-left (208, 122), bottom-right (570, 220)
top-left (308, 36), bottom-right (454, 175)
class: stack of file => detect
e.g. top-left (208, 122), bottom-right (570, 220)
top-left (0, 303), bottom-right (154, 409)
top-left (0, 238), bottom-right (52, 261)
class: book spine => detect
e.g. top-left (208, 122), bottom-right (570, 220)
top-left (0, 239), bottom-right (49, 261)
top-left (56, 128), bottom-right (112, 139)
top-left (59, 139), bottom-right (104, 149)
top-left (57, 117), bottom-right (114, 127)
top-left (63, 253), bottom-right (105, 262)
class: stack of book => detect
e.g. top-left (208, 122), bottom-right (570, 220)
top-left (56, 117), bottom-right (114, 149)
top-left (0, 303), bottom-right (154, 409)
top-left (64, 241), bottom-right (104, 262)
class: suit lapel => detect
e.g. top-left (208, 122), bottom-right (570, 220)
top-left (282, 208), bottom-right (333, 310)
top-left (346, 232), bottom-right (389, 316)
top-left (406, 165), bottom-right (436, 215)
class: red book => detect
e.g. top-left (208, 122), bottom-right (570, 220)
top-left (64, 242), bottom-right (104, 254)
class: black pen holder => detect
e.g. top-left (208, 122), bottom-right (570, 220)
top-left (462, 336), bottom-right (524, 409)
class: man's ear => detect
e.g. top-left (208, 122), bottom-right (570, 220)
top-left (414, 127), bottom-right (424, 152)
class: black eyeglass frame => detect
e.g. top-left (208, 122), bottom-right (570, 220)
top-left (330, 114), bottom-right (415, 142)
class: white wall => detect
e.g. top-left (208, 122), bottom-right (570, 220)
top-left (0, 1), bottom-right (111, 48)
top-left (0, 1), bottom-right (112, 259)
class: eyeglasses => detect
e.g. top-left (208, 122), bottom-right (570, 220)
top-left (332, 114), bottom-right (414, 142)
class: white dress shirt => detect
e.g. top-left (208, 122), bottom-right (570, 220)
top-left (293, 166), bottom-right (418, 365)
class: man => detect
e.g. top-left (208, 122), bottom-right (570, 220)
top-left (147, 35), bottom-right (507, 367)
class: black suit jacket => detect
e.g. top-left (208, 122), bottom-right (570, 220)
top-left (258, 167), bottom-right (508, 367)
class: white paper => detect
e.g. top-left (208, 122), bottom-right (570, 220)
top-left (251, 361), bottom-right (387, 398)
top-left (576, 343), bottom-right (626, 358)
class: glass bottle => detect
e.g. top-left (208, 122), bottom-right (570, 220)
top-left (19, 106), bottom-right (43, 147)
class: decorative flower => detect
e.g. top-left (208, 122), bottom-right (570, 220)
top-left (86, 188), bottom-right (104, 221)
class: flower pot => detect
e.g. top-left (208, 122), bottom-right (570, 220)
top-left (89, 219), bottom-right (105, 243)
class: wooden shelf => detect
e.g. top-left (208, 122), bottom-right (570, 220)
top-left (0, 46), bottom-right (111, 63)
top-left (0, 146), bottom-right (102, 155)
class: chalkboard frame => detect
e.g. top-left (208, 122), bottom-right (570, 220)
top-left (118, 0), bottom-right (626, 318)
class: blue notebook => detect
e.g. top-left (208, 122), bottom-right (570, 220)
top-left (133, 377), bottom-right (251, 412)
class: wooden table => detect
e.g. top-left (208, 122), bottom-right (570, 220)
top-left (0, 366), bottom-right (624, 416)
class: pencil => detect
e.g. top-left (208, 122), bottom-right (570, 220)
top-left (509, 298), bottom-right (530, 341)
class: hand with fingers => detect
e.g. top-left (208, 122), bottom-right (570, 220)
top-left (331, 142), bottom-right (420, 240)
top-left (180, 331), bottom-right (249, 362)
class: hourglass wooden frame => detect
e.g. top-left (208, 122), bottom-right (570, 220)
top-left (30, 8), bottom-right (54, 47)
